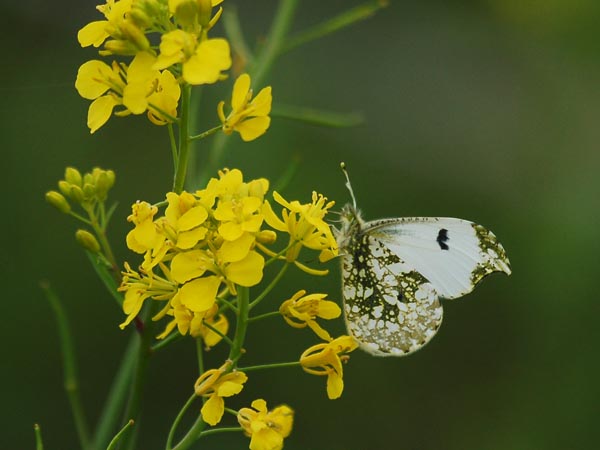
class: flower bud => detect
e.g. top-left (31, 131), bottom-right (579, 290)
top-left (197, 0), bottom-right (212, 28)
top-left (173, 0), bottom-right (199, 28)
top-left (45, 191), bottom-right (71, 214)
top-left (75, 229), bottom-right (101, 253)
top-left (69, 185), bottom-right (85, 203)
top-left (120, 21), bottom-right (150, 51)
top-left (95, 171), bottom-right (114, 201)
top-left (83, 183), bottom-right (96, 199)
top-left (64, 167), bottom-right (82, 186)
top-left (58, 180), bottom-right (71, 196)
top-left (256, 230), bottom-right (277, 245)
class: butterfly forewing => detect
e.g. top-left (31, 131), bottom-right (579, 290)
top-left (366, 217), bottom-right (511, 299)
top-left (341, 229), bottom-right (443, 356)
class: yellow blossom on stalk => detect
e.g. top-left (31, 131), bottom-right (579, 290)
top-left (218, 73), bottom-right (272, 142)
top-left (237, 399), bottom-right (294, 450)
top-left (126, 201), bottom-right (161, 254)
top-left (300, 335), bottom-right (358, 400)
top-left (77, 0), bottom-right (133, 48)
top-left (262, 191), bottom-right (338, 274)
top-left (118, 262), bottom-right (179, 329)
top-left (154, 30), bottom-right (231, 85)
top-left (195, 364), bottom-right (247, 426)
top-left (75, 53), bottom-right (180, 133)
top-left (279, 290), bottom-right (341, 341)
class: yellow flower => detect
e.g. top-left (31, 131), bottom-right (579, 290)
top-left (75, 53), bottom-right (180, 133)
top-left (163, 191), bottom-right (209, 250)
top-left (237, 399), bottom-right (294, 450)
top-left (279, 290), bottom-right (341, 341)
top-left (299, 335), bottom-right (358, 400)
top-left (77, 0), bottom-right (133, 48)
top-left (126, 201), bottom-right (161, 254)
top-left (195, 364), bottom-right (247, 426)
top-left (262, 191), bottom-right (338, 274)
top-left (218, 73), bottom-right (272, 141)
top-left (118, 262), bottom-right (179, 329)
top-left (154, 30), bottom-right (231, 85)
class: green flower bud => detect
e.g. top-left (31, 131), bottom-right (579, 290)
top-left (64, 167), bottom-right (82, 186)
top-left (83, 183), bottom-right (96, 199)
top-left (58, 180), bottom-right (71, 196)
top-left (129, 8), bottom-right (152, 29)
top-left (69, 185), bottom-right (85, 203)
top-left (75, 229), bottom-right (101, 253)
top-left (174, 0), bottom-right (199, 28)
top-left (95, 172), bottom-right (112, 201)
top-left (120, 21), bottom-right (150, 51)
top-left (197, 0), bottom-right (213, 28)
top-left (45, 191), bottom-right (71, 214)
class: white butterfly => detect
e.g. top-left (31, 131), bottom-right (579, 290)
top-left (335, 163), bottom-right (511, 356)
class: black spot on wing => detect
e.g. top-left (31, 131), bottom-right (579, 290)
top-left (436, 228), bottom-right (449, 250)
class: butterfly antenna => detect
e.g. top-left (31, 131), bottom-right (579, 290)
top-left (340, 162), bottom-right (357, 209)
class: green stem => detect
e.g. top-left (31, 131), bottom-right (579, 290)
top-left (88, 209), bottom-right (120, 279)
top-left (120, 306), bottom-right (155, 450)
top-left (217, 296), bottom-right (238, 314)
top-left (92, 334), bottom-right (139, 450)
top-left (189, 125), bottom-right (222, 141)
top-left (239, 361), bottom-right (301, 372)
top-left (196, 337), bottom-right (204, 375)
top-left (173, 84), bottom-right (191, 194)
top-left (248, 310), bottom-right (281, 322)
top-left (151, 331), bottom-right (183, 352)
top-left (41, 282), bottom-right (91, 450)
top-left (249, 263), bottom-right (289, 310)
top-left (200, 427), bottom-right (243, 437)
top-left (229, 286), bottom-right (250, 366)
top-left (106, 420), bottom-right (135, 450)
top-left (280, 0), bottom-right (388, 54)
top-left (168, 123), bottom-right (178, 167)
top-left (33, 424), bottom-right (44, 450)
top-left (170, 416), bottom-right (205, 450)
top-left (85, 251), bottom-right (122, 307)
top-left (202, 321), bottom-right (234, 346)
top-left (166, 393), bottom-right (197, 450)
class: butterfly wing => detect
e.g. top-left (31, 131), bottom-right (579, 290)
top-left (341, 231), bottom-right (443, 356)
top-left (365, 217), bottom-right (511, 300)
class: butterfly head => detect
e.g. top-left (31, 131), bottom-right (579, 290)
top-left (336, 162), bottom-right (364, 250)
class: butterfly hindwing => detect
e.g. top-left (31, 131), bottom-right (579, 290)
top-left (341, 231), bottom-right (443, 356)
top-left (365, 217), bottom-right (511, 300)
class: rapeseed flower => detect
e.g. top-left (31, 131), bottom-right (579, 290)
top-left (218, 73), bottom-right (272, 141)
top-left (262, 191), bottom-right (338, 274)
top-left (237, 399), bottom-right (294, 450)
top-left (300, 335), bottom-right (358, 399)
top-left (195, 364), bottom-right (247, 426)
top-left (279, 290), bottom-right (341, 341)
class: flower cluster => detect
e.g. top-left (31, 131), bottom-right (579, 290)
top-left (119, 168), bottom-right (338, 346)
top-left (238, 399), bottom-right (294, 450)
top-left (75, 0), bottom-right (271, 138)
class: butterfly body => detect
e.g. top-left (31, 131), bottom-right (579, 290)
top-left (336, 204), bottom-right (511, 357)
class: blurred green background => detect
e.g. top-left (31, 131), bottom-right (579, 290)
top-left (3, 0), bottom-right (599, 449)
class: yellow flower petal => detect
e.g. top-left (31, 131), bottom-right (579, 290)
top-left (326, 372), bottom-right (344, 400)
top-left (178, 205), bottom-right (208, 231)
top-left (219, 233), bottom-right (255, 263)
top-left (75, 60), bottom-right (113, 100)
top-left (250, 86), bottom-right (272, 116)
top-left (225, 251), bottom-right (264, 286)
top-left (218, 221), bottom-right (244, 241)
top-left (236, 116), bottom-right (271, 142)
top-left (171, 250), bottom-right (208, 283)
top-left (88, 95), bottom-right (119, 133)
top-left (179, 276), bottom-right (221, 312)
top-left (201, 394), bottom-right (225, 426)
top-left (231, 73), bottom-right (251, 110)
top-left (77, 21), bottom-right (109, 47)
top-left (183, 38), bottom-right (231, 85)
